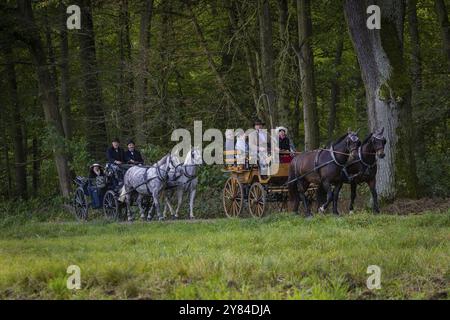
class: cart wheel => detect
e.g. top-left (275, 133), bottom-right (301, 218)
top-left (248, 183), bottom-right (267, 218)
top-left (73, 187), bottom-right (88, 221)
top-left (223, 177), bottom-right (244, 217)
top-left (103, 190), bottom-right (120, 221)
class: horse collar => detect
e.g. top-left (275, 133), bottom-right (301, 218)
top-left (330, 145), bottom-right (345, 167)
top-left (358, 146), bottom-right (376, 168)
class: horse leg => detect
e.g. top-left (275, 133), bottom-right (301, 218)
top-left (349, 182), bottom-right (357, 214)
top-left (368, 179), bottom-right (380, 214)
top-left (298, 181), bottom-right (312, 217)
top-left (332, 182), bottom-right (343, 215)
top-left (152, 190), bottom-right (164, 221)
top-left (288, 180), bottom-right (300, 214)
top-left (318, 180), bottom-right (333, 213)
top-left (165, 196), bottom-right (176, 219)
top-left (188, 187), bottom-right (196, 219)
top-left (174, 188), bottom-right (184, 219)
top-left (147, 202), bottom-right (155, 221)
top-left (137, 194), bottom-right (145, 220)
top-left (125, 192), bottom-right (133, 221)
top-left (125, 192), bottom-right (133, 222)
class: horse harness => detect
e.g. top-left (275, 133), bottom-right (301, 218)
top-left (286, 145), bottom-right (352, 185)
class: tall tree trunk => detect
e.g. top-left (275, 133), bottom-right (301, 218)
top-left (32, 137), bottom-right (40, 197)
top-left (408, 0), bottom-right (422, 91)
top-left (59, 0), bottom-right (72, 140)
top-left (4, 45), bottom-right (27, 199)
top-left (232, 1), bottom-right (261, 117)
top-left (118, 0), bottom-right (132, 138)
top-left (327, 33), bottom-right (344, 140)
top-left (17, 0), bottom-right (71, 197)
top-left (277, 0), bottom-right (291, 128)
top-left (258, 0), bottom-right (278, 128)
top-left (158, 0), bottom-right (172, 138)
top-left (344, 0), bottom-right (418, 200)
top-left (135, 0), bottom-right (154, 146)
top-left (78, 0), bottom-right (107, 159)
top-left (295, 0), bottom-right (319, 150)
top-left (434, 0), bottom-right (450, 69)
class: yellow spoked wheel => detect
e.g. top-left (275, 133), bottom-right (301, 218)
top-left (248, 182), bottom-right (267, 218)
top-left (223, 177), bottom-right (244, 217)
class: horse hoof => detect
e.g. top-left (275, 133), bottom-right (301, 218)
top-left (318, 206), bottom-right (325, 213)
top-left (158, 216), bottom-right (165, 221)
top-left (189, 216), bottom-right (195, 220)
top-left (127, 217), bottom-right (134, 222)
top-left (349, 210), bottom-right (354, 215)
top-left (305, 215), bottom-right (313, 220)
top-left (146, 216), bottom-right (153, 222)
top-left (172, 215), bottom-right (178, 220)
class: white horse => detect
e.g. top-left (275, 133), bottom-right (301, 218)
top-left (163, 147), bottom-right (202, 219)
top-left (122, 153), bottom-right (173, 221)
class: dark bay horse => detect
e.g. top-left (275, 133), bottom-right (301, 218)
top-left (288, 131), bottom-right (361, 216)
top-left (342, 128), bottom-right (386, 213)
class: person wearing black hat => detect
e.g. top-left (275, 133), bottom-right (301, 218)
top-left (106, 138), bottom-right (125, 164)
top-left (124, 140), bottom-right (144, 165)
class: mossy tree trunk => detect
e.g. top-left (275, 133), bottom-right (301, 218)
top-left (296, 0), bottom-right (319, 150)
top-left (344, 0), bottom-right (418, 200)
top-left (258, 0), bottom-right (278, 128)
top-left (434, 0), bottom-right (450, 69)
top-left (78, 0), bottom-right (108, 160)
top-left (17, 0), bottom-right (72, 197)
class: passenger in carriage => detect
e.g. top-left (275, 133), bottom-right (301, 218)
top-left (124, 140), bottom-right (144, 165)
top-left (88, 163), bottom-right (106, 209)
top-left (224, 129), bottom-right (235, 165)
top-left (106, 138), bottom-right (125, 165)
top-left (235, 130), bottom-right (248, 167)
top-left (106, 138), bottom-right (126, 189)
top-left (276, 126), bottom-right (296, 163)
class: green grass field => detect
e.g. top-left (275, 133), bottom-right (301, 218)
top-left (0, 211), bottom-right (448, 299)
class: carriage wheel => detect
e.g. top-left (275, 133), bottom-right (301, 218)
top-left (223, 177), bottom-right (244, 217)
top-left (103, 190), bottom-right (120, 221)
top-left (248, 183), bottom-right (267, 218)
top-left (73, 187), bottom-right (88, 221)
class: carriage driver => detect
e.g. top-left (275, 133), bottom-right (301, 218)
top-left (124, 140), bottom-right (144, 165)
top-left (106, 138), bottom-right (125, 165)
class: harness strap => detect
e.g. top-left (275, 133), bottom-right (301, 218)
top-left (359, 146), bottom-right (376, 168)
top-left (329, 145), bottom-right (346, 167)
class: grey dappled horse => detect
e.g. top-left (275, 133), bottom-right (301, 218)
top-left (163, 147), bottom-right (202, 220)
top-left (122, 153), bottom-right (173, 221)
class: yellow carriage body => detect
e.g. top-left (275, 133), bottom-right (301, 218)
top-left (222, 150), bottom-right (290, 218)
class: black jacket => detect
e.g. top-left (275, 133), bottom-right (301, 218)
top-left (279, 136), bottom-right (291, 151)
top-left (125, 149), bottom-right (144, 164)
top-left (106, 146), bottom-right (125, 163)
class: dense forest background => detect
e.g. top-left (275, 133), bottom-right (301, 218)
top-left (0, 0), bottom-right (449, 209)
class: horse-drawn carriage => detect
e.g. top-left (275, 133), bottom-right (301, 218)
top-left (72, 163), bottom-right (153, 221)
top-left (221, 150), bottom-right (317, 218)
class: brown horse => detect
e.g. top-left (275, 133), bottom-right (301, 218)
top-left (344, 128), bottom-right (386, 213)
top-left (316, 128), bottom-right (387, 214)
top-left (288, 131), bottom-right (361, 217)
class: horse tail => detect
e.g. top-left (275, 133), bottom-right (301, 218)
top-left (288, 157), bottom-right (300, 212)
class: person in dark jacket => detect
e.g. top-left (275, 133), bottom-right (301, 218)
top-left (124, 140), bottom-right (144, 165)
top-left (106, 138), bottom-right (125, 164)
top-left (276, 127), bottom-right (295, 163)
